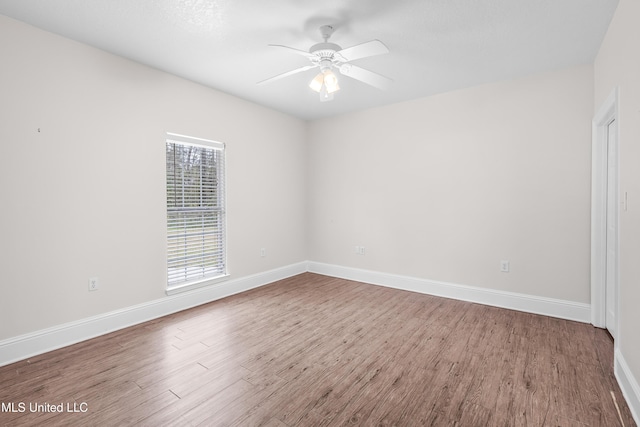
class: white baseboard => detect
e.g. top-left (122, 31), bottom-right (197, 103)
top-left (615, 348), bottom-right (640, 425)
top-left (307, 261), bottom-right (591, 323)
top-left (0, 262), bottom-right (307, 367)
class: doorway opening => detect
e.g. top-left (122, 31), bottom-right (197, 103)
top-left (591, 87), bottom-right (620, 339)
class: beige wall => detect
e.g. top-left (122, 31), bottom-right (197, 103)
top-left (308, 65), bottom-right (594, 303)
top-left (595, 0), bottom-right (640, 394)
top-left (0, 15), bottom-right (308, 340)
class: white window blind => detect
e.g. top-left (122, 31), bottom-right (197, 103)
top-left (165, 133), bottom-right (226, 290)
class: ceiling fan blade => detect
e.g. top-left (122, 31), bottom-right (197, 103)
top-left (335, 40), bottom-right (389, 62)
top-left (338, 63), bottom-right (392, 90)
top-left (268, 44), bottom-right (317, 60)
top-left (257, 65), bottom-right (317, 86)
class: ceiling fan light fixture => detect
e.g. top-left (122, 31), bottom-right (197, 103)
top-left (310, 69), bottom-right (340, 101)
top-left (323, 69), bottom-right (340, 93)
top-left (309, 72), bottom-right (324, 92)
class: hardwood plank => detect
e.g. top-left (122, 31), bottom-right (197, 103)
top-left (433, 351), bottom-right (484, 422)
top-left (548, 352), bottom-right (612, 425)
top-left (228, 362), bottom-right (331, 426)
top-left (324, 363), bottom-right (409, 426)
top-left (465, 339), bottom-right (512, 411)
top-left (81, 389), bottom-right (180, 426)
top-left (175, 379), bottom-right (257, 426)
top-left (294, 356), bottom-right (376, 426)
top-left (456, 399), bottom-right (494, 426)
top-left (543, 411), bottom-right (589, 426)
top-left (356, 363), bottom-right (431, 425)
top-left (397, 357), bottom-right (462, 424)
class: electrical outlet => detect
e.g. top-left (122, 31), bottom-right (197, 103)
top-left (500, 260), bottom-right (510, 273)
top-left (89, 277), bottom-right (99, 291)
top-left (359, 246), bottom-right (366, 255)
top-left (260, 248), bottom-right (266, 257)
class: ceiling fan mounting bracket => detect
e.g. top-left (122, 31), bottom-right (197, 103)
top-left (310, 25), bottom-right (340, 59)
top-left (319, 25), bottom-right (335, 42)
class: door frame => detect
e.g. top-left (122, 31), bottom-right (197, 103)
top-left (591, 87), bottom-right (620, 337)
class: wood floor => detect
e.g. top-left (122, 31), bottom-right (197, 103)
top-left (0, 273), bottom-right (635, 426)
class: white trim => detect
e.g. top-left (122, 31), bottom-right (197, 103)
top-left (165, 132), bottom-right (224, 150)
top-left (307, 262), bottom-right (590, 323)
top-left (615, 348), bottom-right (640, 425)
top-left (591, 87), bottom-right (620, 332)
top-left (0, 262), bottom-right (307, 367)
top-left (166, 273), bottom-right (230, 295)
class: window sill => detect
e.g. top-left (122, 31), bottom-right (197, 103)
top-left (165, 274), bottom-right (230, 296)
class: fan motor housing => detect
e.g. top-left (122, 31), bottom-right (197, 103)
top-left (310, 42), bottom-right (341, 58)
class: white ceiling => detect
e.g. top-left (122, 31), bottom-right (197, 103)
top-left (0, 0), bottom-right (618, 120)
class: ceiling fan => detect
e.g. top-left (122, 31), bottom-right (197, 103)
top-left (257, 25), bottom-right (392, 102)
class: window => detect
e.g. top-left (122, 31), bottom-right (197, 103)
top-left (165, 133), bottom-right (227, 293)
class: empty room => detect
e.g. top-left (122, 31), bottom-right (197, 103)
top-left (1, 0), bottom-right (639, 425)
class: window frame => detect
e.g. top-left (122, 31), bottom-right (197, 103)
top-left (165, 132), bottom-right (228, 295)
